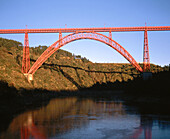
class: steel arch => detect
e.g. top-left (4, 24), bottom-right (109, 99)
top-left (28, 32), bottom-right (143, 74)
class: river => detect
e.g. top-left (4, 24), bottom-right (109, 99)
top-left (0, 96), bottom-right (170, 139)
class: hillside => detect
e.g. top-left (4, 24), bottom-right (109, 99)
top-left (0, 37), bottom-right (163, 91)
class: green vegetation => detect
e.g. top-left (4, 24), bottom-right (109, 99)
top-left (1, 37), bottom-right (170, 136)
top-left (0, 37), bottom-right (164, 92)
top-left (0, 37), bottom-right (23, 50)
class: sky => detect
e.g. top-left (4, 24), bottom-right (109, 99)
top-left (0, 0), bottom-right (170, 66)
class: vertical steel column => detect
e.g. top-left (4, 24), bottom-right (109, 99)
top-left (59, 32), bottom-right (62, 46)
top-left (109, 31), bottom-right (112, 44)
top-left (143, 28), bottom-right (150, 72)
top-left (22, 32), bottom-right (30, 73)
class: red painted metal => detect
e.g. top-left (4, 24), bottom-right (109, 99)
top-left (59, 32), bottom-right (62, 46)
top-left (109, 31), bottom-right (112, 44)
top-left (28, 31), bottom-right (143, 75)
top-left (0, 25), bottom-right (169, 75)
top-left (0, 26), bottom-right (170, 34)
top-left (143, 29), bottom-right (150, 71)
top-left (22, 32), bottom-right (30, 73)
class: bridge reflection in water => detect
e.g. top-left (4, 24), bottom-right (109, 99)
top-left (0, 97), bottom-right (169, 139)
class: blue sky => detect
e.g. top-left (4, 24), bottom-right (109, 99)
top-left (0, 0), bottom-right (170, 66)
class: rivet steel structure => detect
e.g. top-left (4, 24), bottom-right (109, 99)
top-left (0, 26), bottom-right (170, 77)
top-left (22, 32), bottom-right (30, 73)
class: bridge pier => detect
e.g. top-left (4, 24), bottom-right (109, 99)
top-left (24, 73), bottom-right (33, 83)
top-left (143, 26), bottom-right (150, 72)
top-left (22, 32), bottom-right (30, 73)
top-left (142, 72), bottom-right (152, 80)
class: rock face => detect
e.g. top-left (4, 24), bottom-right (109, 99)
top-left (0, 37), bottom-right (163, 91)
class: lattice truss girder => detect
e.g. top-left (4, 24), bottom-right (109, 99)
top-left (143, 30), bottom-right (150, 71)
top-left (28, 32), bottom-right (143, 74)
top-left (22, 32), bottom-right (30, 73)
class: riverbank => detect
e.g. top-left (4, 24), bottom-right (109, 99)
top-left (1, 69), bottom-right (170, 120)
top-left (0, 37), bottom-right (170, 134)
top-left (1, 69), bottom-right (170, 110)
top-left (0, 37), bottom-right (163, 91)
top-left (0, 70), bottom-right (170, 133)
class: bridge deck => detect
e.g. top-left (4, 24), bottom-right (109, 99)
top-left (0, 26), bottom-right (170, 34)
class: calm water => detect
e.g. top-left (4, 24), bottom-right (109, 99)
top-left (0, 97), bottom-right (170, 139)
